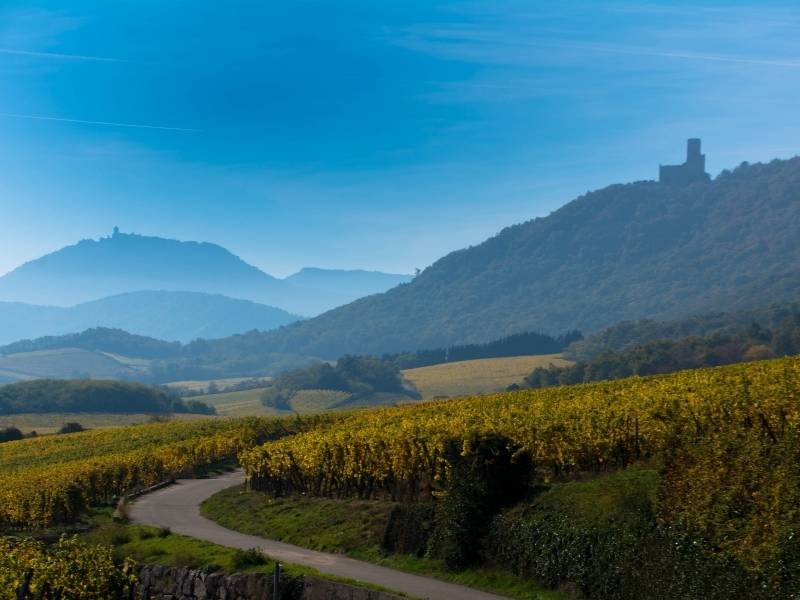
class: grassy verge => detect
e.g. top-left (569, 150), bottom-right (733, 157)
top-left (201, 485), bottom-right (564, 600)
top-left (79, 508), bottom-right (410, 597)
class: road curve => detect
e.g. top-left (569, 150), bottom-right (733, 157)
top-left (129, 470), bottom-right (509, 600)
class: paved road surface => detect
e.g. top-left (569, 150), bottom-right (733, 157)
top-left (129, 470), bottom-right (509, 600)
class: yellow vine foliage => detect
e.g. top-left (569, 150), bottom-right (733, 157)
top-left (0, 416), bottom-right (323, 528)
top-left (0, 535), bottom-right (135, 599)
top-left (240, 357), bottom-right (800, 572)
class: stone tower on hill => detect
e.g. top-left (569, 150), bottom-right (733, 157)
top-left (659, 138), bottom-right (710, 185)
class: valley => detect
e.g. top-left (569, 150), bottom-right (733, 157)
top-left (3, 3), bottom-right (798, 597)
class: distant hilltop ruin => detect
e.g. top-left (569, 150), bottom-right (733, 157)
top-left (659, 138), bottom-right (710, 185)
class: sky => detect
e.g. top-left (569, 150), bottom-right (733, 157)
top-left (1, 1), bottom-right (799, 277)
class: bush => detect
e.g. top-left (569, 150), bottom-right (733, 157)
top-left (382, 503), bottom-right (434, 556)
top-left (110, 531), bottom-right (131, 546)
top-left (230, 547), bottom-right (267, 569)
top-left (488, 470), bottom-right (771, 599)
top-left (157, 527), bottom-right (171, 538)
top-left (0, 426), bottom-right (23, 443)
top-left (59, 422), bottom-right (85, 434)
top-left (427, 434), bottom-right (531, 570)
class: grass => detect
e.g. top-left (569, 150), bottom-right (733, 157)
top-left (513, 468), bottom-right (661, 529)
top-left (197, 387), bottom-right (279, 417)
top-left (202, 485), bottom-right (564, 600)
top-left (80, 508), bottom-right (412, 598)
top-left (164, 377), bottom-right (268, 392)
top-left (288, 389), bottom-right (352, 412)
top-left (202, 487), bottom-right (395, 553)
top-left (0, 412), bottom-right (169, 435)
top-left (0, 348), bottom-right (146, 380)
top-left (402, 354), bottom-right (572, 400)
top-left (201, 387), bottom-right (409, 417)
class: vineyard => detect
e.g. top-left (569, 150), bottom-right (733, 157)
top-left (241, 357), bottom-right (800, 578)
top-left (0, 536), bottom-right (135, 599)
top-left (0, 415), bottom-right (330, 528)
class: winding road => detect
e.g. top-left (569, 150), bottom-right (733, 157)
top-left (129, 470), bottom-right (509, 600)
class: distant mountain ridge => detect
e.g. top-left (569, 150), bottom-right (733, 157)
top-left (227, 156), bottom-right (800, 357)
top-left (0, 291), bottom-right (301, 345)
top-left (0, 231), bottom-right (412, 316)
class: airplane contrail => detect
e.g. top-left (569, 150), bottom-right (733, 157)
top-left (0, 112), bottom-right (200, 132)
top-left (0, 48), bottom-right (124, 62)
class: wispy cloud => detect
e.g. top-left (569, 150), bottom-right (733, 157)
top-left (561, 42), bottom-right (800, 69)
top-left (0, 47), bottom-right (123, 62)
top-left (0, 113), bottom-right (199, 132)
top-left (396, 24), bottom-right (800, 71)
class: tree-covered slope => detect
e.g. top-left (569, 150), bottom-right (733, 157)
top-left (0, 291), bottom-right (302, 345)
top-left (0, 231), bottom-right (278, 307)
top-left (0, 327), bottom-right (181, 359)
top-left (253, 158), bottom-right (800, 357)
top-left (0, 379), bottom-right (213, 415)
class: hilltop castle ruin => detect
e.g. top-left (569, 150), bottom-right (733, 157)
top-left (659, 138), bottom-right (710, 185)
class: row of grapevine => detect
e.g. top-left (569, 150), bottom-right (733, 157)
top-left (0, 535), bottom-right (135, 599)
top-left (0, 415), bottom-right (331, 528)
top-left (240, 357), bottom-right (800, 574)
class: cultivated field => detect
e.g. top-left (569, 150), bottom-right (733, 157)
top-left (199, 387), bottom-right (386, 416)
top-left (0, 348), bottom-right (147, 381)
top-left (402, 354), bottom-right (572, 399)
top-left (198, 387), bottom-right (278, 417)
top-left (0, 412), bottom-right (171, 435)
top-left (164, 377), bottom-right (269, 393)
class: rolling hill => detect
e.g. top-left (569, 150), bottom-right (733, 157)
top-left (0, 291), bottom-right (301, 345)
top-left (228, 156), bottom-right (800, 357)
top-left (0, 230), bottom-right (411, 316)
top-left (0, 328), bottom-right (319, 384)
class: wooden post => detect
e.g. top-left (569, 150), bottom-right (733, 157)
top-left (17, 569), bottom-right (33, 600)
top-left (272, 562), bottom-right (282, 599)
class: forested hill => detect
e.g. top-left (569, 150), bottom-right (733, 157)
top-left (0, 328), bottom-right (181, 359)
top-left (0, 231), bottom-right (411, 315)
top-left (249, 157), bottom-right (800, 357)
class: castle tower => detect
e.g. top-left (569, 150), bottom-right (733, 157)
top-left (659, 138), bottom-right (710, 185)
top-left (686, 138), bottom-right (705, 171)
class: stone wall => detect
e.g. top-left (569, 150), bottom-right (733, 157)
top-left (302, 577), bottom-right (404, 600)
top-left (134, 565), bottom-right (403, 600)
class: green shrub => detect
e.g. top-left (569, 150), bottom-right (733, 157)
top-left (110, 531), bottom-right (131, 546)
top-left (382, 503), bottom-right (434, 556)
top-left (230, 547), bottom-right (267, 570)
top-left (59, 422), bottom-right (85, 434)
top-left (427, 434), bottom-right (531, 570)
top-left (488, 470), bottom-right (771, 599)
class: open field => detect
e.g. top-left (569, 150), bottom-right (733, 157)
top-left (164, 377), bottom-right (270, 393)
top-left (402, 354), bottom-right (571, 399)
top-left (200, 387), bottom-right (406, 417)
top-left (0, 412), bottom-right (166, 435)
top-left (198, 387), bottom-right (279, 417)
top-left (288, 388), bottom-right (352, 412)
top-left (0, 348), bottom-right (147, 381)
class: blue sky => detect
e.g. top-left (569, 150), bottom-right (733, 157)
top-left (1, 1), bottom-right (799, 277)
